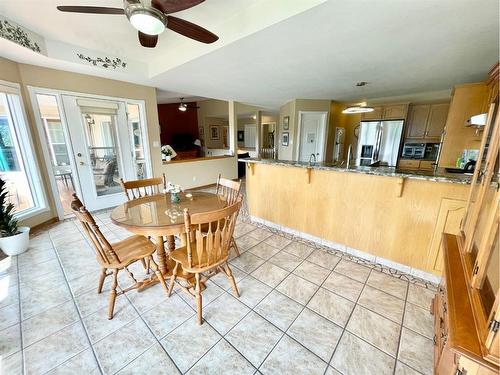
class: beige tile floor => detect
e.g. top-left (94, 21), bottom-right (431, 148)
top-left (0, 194), bottom-right (437, 375)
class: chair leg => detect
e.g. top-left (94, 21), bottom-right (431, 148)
top-left (230, 237), bottom-right (241, 257)
top-left (140, 258), bottom-right (149, 273)
top-left (224, 263), bottom-right (240, 298)
top-left (195, 272), bottom-right (203, 325)
top-left (108, 269), bottom-right (118, 320)
top-left (167, 262), bottom-right (178, 297)
top-left (146, 257), bottom-right (151, 273)
top-left (150, 257), bottom-right (168, 293)
top-left (97, 267), bottom-right (107, 294)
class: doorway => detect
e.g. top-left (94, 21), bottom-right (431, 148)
top-left (297, 111), bottom-right (328, 162)
top-left (31, 90), bottom-right (151, 217)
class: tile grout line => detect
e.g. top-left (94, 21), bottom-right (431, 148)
top-left (48, 225), bottom-right (105, 375)
top-left (320, 259), bottom-right (375, 375)
top-left (392, 281), bottom-right (409, 375)
top-left (15, 256), bottom-right (25, 375)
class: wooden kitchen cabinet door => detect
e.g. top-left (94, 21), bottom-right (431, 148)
top-left (426, 103), bottom-right (450, 138)
top-left (407, 104), bottom-right (430, 138)
top-left (426, 198), bottom-right (466, 274)
top-left (361, 106), bottom-right (383, 120)
top-left (383, 104), bottom-right (408, 120)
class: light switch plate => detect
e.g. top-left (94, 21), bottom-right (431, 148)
top-left (152, 141), bottom-right (160, 147)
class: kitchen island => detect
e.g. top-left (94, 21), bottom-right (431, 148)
top-left (240, 158), bottom-right (473, 280)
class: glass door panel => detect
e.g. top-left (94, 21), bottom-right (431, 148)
top-left (84, 113), bottom-right (123, 197)
top-left (35, 93), bottom-right (75, 216)
top-left (127, 103), bottom-right (148, 179)
top-left (62, 95), bottom-right (133, 211)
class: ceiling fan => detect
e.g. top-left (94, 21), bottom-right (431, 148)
top-left (178, 98), bottom-right (199, 111)
top-left (57, 0), bottom-right (218, 48)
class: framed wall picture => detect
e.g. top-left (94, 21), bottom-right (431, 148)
top-left (282, 132), bottom-right (289, 146)
top-left (209, 125), bottom-right (220, 140)
top-left (283, 116), bottom-right (290, 130)
top-left (199, 126), bottom-right (204, 136)
top-left (237, 130), bottom-right (244, 142)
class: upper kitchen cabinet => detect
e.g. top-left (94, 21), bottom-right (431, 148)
top-left (427, 103), bottom-right (450, 138)
top-left (360, 104), bottom-right (408, 120)
top-left (405, 103), bottom-right (450, 141)
top-left (383, 104), bottom-right (409, 120)
top-left (438, 83), bottom-right (488, 168)
top-left (361, 106), bottom-right (383, 120)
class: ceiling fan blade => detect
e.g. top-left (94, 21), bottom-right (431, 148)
top-left (138, 31), bottom-right (158, 48)
top-left (166, 16), bottom-right (218, 44)
top-left (56, 6), bottom-right (124, 15)
top-left (151, 0), bottom-right (205, 14)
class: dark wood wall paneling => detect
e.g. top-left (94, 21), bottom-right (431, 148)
top-left (157, 102), bottom-right (199, 145)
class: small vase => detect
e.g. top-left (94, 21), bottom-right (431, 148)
top-left (170, 192), bottom-right (180, 203)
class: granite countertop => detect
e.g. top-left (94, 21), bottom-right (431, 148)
top-left (238, 158), bottom-right (473, 185)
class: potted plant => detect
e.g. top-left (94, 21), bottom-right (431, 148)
top-left (0, 178), bottom-right (30, 256)
top-left (161, 145), bottom-right (177, 162)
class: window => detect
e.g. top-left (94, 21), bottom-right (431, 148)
top-left (127, 103), bottom-right (148, 179)
top-left (0, 84), bottom-right (45, 218)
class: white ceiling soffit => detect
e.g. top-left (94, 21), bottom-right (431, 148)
top-left (0, 0), bottom-right (498, 109)
top-left (0, 0), bottom-right (326, 78)
top-left (149, 0), bottom-right (499, 108)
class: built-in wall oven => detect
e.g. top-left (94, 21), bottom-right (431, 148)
top-left (402, 143), bottom-right (425, 159)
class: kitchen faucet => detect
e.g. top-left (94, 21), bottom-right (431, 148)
top-left (308, 153), bottom-right (317, 166)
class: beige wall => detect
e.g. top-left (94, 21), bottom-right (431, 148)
top-left (0, 57), bottom-right (161, 227)
top-left (161, 157), bottom-right (237, 189)
top-left (327, 101), bottom-right (361, 162)
top-left (278, 99), bottom-right (331, 161)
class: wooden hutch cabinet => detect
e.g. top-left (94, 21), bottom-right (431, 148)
top-left (433, 63), bottom-right (499, 375)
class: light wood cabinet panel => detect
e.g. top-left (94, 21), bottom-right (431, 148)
top-left (398, 159), bottom-right (420, 169)
top-left (407, 104), bottom-right (430, 138)
top-left (383, 104), bottom-right (408, 120)
top-left (438, 83), bottom-right (488, 168)
top-left (360, 106), bottom-right (383, 120)
top-left (426, 198), bottom-right (466, 275)
top-left (419, 160), bottom-right (436, 170)
top-left (246, 163), bottom-right (468, 272)
top-left (427, 103), bottom-right (450, 138)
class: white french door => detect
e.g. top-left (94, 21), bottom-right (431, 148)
top-left (62, 96), bottom-right (134, 211)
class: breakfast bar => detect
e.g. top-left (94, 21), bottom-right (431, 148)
top-left (240, 158), bottom-right (472, 280)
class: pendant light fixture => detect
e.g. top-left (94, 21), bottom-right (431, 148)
top-left (342, 82), bottom-right (375, 114)
top-left (178, 98), bottom-right (187, 112)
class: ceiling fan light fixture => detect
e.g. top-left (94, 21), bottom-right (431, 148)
top-left (342, 105), bottom-right (375, 114)
top-left (178, 103), bottom-right (187, 112)
top-left (129, 8), bottom-right (165, 35)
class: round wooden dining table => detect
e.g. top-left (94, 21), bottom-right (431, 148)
top-left (110, 191), bottom-right (227, 278)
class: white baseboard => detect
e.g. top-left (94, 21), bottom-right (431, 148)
top-left (250, 215), bottom-right (442, 284)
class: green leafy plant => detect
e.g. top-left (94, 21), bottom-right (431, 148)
top-left (0, 178), bottom-right (18, 237)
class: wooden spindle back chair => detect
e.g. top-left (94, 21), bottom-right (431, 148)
top-left (168, 199), bottom-right (242, 324)
top-left (216, 174), bottom-right (242, 204)
top-left (120, 174), bottom-right (166, 200)
top-left (214, 174), bottom-right (242, 256)
top-left (70, 194), bottom-right (168, 319)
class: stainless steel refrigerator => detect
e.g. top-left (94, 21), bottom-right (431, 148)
top-left (355, 120), bottom-right (404, 167)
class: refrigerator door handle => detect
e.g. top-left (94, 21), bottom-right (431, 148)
top-left (373, 123), bottom-right (382, 162)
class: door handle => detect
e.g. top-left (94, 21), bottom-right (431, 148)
top-left (79, 161), bottom-right (85, 165)
top-left (77, 153), bottom-right (82, 157)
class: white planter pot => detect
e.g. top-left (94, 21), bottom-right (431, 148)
top-left (0, 227), bottom-right (30, 256)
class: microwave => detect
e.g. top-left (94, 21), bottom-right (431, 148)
top-left (402, 143), bottom-right (425, 159)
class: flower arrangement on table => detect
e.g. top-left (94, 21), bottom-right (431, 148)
top-left (164, 182), bottom-right (183, 203)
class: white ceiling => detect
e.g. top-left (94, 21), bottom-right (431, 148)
top-left (0, 0), bottom-right (498, 109)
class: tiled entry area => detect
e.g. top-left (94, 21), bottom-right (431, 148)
top-left (0, 212), bottom-right (436, 375)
